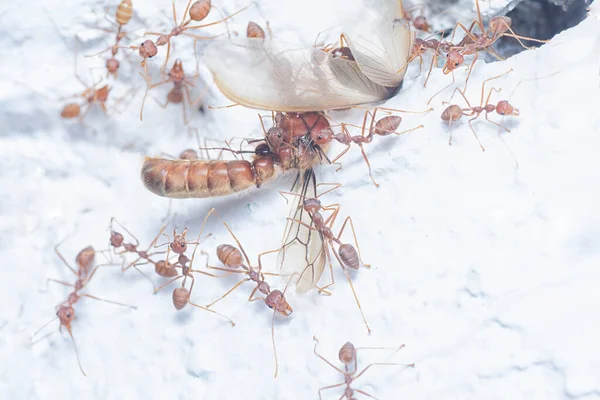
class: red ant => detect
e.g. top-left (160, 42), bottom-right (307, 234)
top-left (440, 69), bottom-right (517, 151)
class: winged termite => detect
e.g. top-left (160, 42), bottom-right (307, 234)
top-left (336, 0), bottom-right (414, 87)
top-left (277, 169), bottom-right (327, 294)
top-left (203, 36), bottom-right (392, 112)
top-left (141, 112), bottom-right (331, 198)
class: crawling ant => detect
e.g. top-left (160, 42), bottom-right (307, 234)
top-left (139, 59), bottom-right (205, 123)
top-left (33, 240), bottom-right (136, 376)
top-left (108, 218), bottom-right (172, 280)
top-left (317, 107), bottom-right (429, 187)
top-left (441, 69), bottom-right (517, 151)
top-left (442, 0), bottom-right (549, 92)
top-left (282, 184), bottom-right (371, 333)
top-left (313, 337), bottom-right (413, 400)
top-left (198, 208), bottom-right (293, 376)
top-left (152, 225), bottom-right (235, 326)
top-left (144, 0), bottom-right (248, 72)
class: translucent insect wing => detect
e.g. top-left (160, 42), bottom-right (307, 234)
top-left (277, 170), bottom-right (326, 294)
top-left (204, 37), bottom-right (391, 112)
top-left (339, 0), bottom-right (414, 88)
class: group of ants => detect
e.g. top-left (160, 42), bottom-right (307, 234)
top-left (40, 0), bottom-right (550, 397)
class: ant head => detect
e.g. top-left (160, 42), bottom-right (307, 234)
top-left (303, 198), bottom-right (322, 213)
top-left (265, 290), bottom-right (293, 316)
top-left (311, 128), bottom-right (333, 146)
top-left (139, 40), bottom-right (158, 58)
top-left (338, 342), bottom-right (356, 364)
top-left (189, 0), bottom-right (211, 22)
top-left (57, 306), bottom-right (75, 327)
top-left (110, 231), bottom-right (124, 248)
top-left (496, 100), bottom-right (519, 116)
top-left (169, 60), bottom-right (185, 80)
top-left (443, 51), bottom-right (464, 74)
top-left (170, 229), bottom-right (188, 254)
top-left (441, 104), bottom-right (463, 122)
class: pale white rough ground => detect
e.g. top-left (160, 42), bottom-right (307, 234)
top-left (1, 0), bottom-right (599, 399)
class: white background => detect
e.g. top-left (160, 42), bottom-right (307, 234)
top-left (1, 0), bottom-right (599, 399)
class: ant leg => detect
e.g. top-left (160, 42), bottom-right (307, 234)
top-left (161, 41), bottom-right (172, 73)
top-left (317, 383), bottom-right (346, 400)
top-left (423, 54), bottom-right (436, 87)
top-left (186, 5), bottom-right (250, 30)
top-left (332, 249), bottom-right (371, 333)
top-left (140, 78), bottom-right (170, 121)
top-left (485, 46), bottom-right (505, 61)
top-left (354, 361), bottom-right (415, 381)
top-left (468, 116), bottom-right (486, 151)
top-left (206, 278), bottom-right (251, 308)
top-left (247, 286), bottom-right (262, 302)
top-left (358, 143), bottom-right (379, 187)
top-left (80, 293), bottom-right (137, 309)
top-left (427, 70), bottom-right (455, 106)
top-left (64, 326), bottom-right (87, 377)
top-left (188, 300), bottom-right (236, 326)
top-left (463, 52), bottom-right (479, 93)
top-left (354, 389), bottom-right (378, 399)
top-left (313, 337), bottom-right (345, 374)
top-left (480, 69), bottom-right (512, 106)
top-left (330, 144), bottom-right (351, 172)
top-left (46, 279), bottom-right (74, 289)
top-left (485, 112), bottom-right (510, 133)
top-left (153, 275), bottom-right (183, 294)
top-left (110, 217), bottom-right (141, 247)
top-left (54, 245), bottom-right (78, 276)
top-left (336, 216), bottom-right (369, 268)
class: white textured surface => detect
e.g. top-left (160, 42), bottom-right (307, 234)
top-left (1, 0), bottom-right (600, 399)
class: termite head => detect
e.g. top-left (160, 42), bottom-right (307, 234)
top-left (139, 40), bottom-right (158, 58)
top-left (303, 198), bottom-right (322, 213)
top-left (106, 58), bottom-right (120, 76)
top-left (179, 149), bottom-right (198, 160)
top-left (57, 306), bottom-right (75, 329)
top-left (75, 246), bottom-right (95, 272)
top-left (311, 128), bottom-right (333, 146)
top-left (338, 342), bottom-right (356, 365)
top-left (110, 231), bottom-right (124, 248)
top-left (169, 60), bottom-right (185, 82)
top-left (496, 100), bottom-right (519, 116)
top-left (443, 51), bottom-right (464, 74)
top-left (172, 287), bottom-right (189, 310)
top-left (217, 244), bottom-right (244, 268)
top-left (189, 0), bottom-right (211, 22)
top-left (413, 15), bottom-right (430, 32)
top-left (265, 290), bottom-right (293, 316)
top-left (247, 21), bottom-right (265, 39)
top-left (338, 244), bottom-right (360, 270)
top-left (60, 103), bottom-right (81, 119)
top-left (489, 16), bottom-right (512, 36)
top-left (373, 116), bottom-right (402, 136)
top-left (441, 105), bottom-right (463, 122)
top-left (170, 229), bottom-right (188, 254)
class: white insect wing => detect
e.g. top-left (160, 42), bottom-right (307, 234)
top-left (277, 170), bottom-right (326, 294)
top-left (338, 0), bottom-right (414, 88)
top-left (203, 37), bottom-right (391, 112)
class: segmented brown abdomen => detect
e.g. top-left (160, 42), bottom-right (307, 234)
top-left (217, 244), bottom-right (244, 267)
top-left (141, 157), bottom-right (276, 198)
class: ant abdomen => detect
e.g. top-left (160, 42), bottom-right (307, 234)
top-left (217, 244), bottom-right (244, 268)
top-left (338, 244), bottom-right (360, 269)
